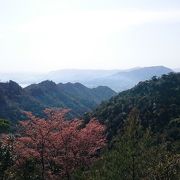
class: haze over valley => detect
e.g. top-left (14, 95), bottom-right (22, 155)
top-left (0, 1), bottom-right (180, 179)
top-left (0, 66), bottom-right (174, 91)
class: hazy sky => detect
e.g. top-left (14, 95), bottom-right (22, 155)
top-left (0, 0), bottom-right (180, 72)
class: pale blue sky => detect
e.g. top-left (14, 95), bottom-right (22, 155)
top-left (0, 0), bottom-right (180, 72)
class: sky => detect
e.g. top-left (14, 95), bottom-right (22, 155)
top-left (0, 0), bottom-right (180, 73)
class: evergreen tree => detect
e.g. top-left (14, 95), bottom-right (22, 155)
top-left (76, 109), bottom-right (180, 180)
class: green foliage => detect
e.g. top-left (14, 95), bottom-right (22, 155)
top-left (164, 117), bottom-right (180, 152)
top-left (0, 119), bottom-right (10, 133)
top-left (1, 73), bottom-right (180, 179)
top-left (93, 73), bottom-right (180, 139)
top-left (9, 159), bottom-right (41, 180)
top-left (0, 135), bottom-right (42, 180)
top-left (0, 136), bottom-right (14, 180)
top-left (88, 72), bottom-right (180, 179)
top-left (75, 109), bottom-right (180, 180)
top-left (0, 80), bottom-right (116, 122)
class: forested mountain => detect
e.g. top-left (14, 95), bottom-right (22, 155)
top-left (78, 108), bottom-right (180, 179)
top-left (73, 72), bottom-right (180, 179)
top-left (0, 81), bottom-right (43, 121)
top-left (0, 73), bottom-right (180, 179)
top-left (25, 81), bottom-right (116, 115)
top-left (0, 66), bottom-right (172, 91)
top-left (0, 80), bottom-right (116, 121)
top-left (92, 72), bottom-right (180, 139)
top-left (42, 66), bottom-right (172, 92)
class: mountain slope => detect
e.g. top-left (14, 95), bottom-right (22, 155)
top-left (43, 66), bottom-right (172, 92)
top-left (25, 81), bottom-right (116, 115)
top-left (84, 66), bottom-right (173, 91)
top-left (0, 80), bottom-right (116, 121)
top-left (43, 69), bottom-right (120, 83)
top-left (0, 81), bottom-right (44, 121)
top-left (0, 66), bottom-right (173, 91)
top-left (92, 73), bottom-right (180, 138)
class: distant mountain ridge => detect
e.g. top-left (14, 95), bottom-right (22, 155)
top-left (0, 66), bottom-right (173, 91)
top-left (82, 66), bottom-right (173, 91)
top-left (40, 66), bottom-right (173, 91)
top-left (174, 68), bottom-right (180, 72)
top-left (0, 80), bottom-right (116, 121)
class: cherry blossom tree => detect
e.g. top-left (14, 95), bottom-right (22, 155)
top-left (14, 109), bottom-right (106, 180)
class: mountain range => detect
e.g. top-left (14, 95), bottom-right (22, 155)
top-left (0, 66), bottom-right (173, 91)
top-left (0, 81), bottom-right (116, 121)
top-left (81, 66), bottom-right (173, 91)
top-left (91, 72), bottom-right (180, 139)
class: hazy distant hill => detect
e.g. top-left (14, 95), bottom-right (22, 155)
top-left (0, 81), bottom-right (116, 121)
top-left (43, 66), bottom-right (173, 92)
top-left (174, 68), bottom-right (180, 72)
top-left (83, 66), bottom-right (173, 91)
top-left (0, 66), bottom-right (173, 91)
top-left (44, 69), bottom-right (120, 83)
top-left (0, 72), bottom-right (43, 87)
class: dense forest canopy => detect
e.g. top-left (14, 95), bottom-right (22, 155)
top-left (0, 73), bottom-right (180, 179)
top-left (92, 73), bottom-right (180, 140)
top-left (0, 80), bottom-right (116, 122)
